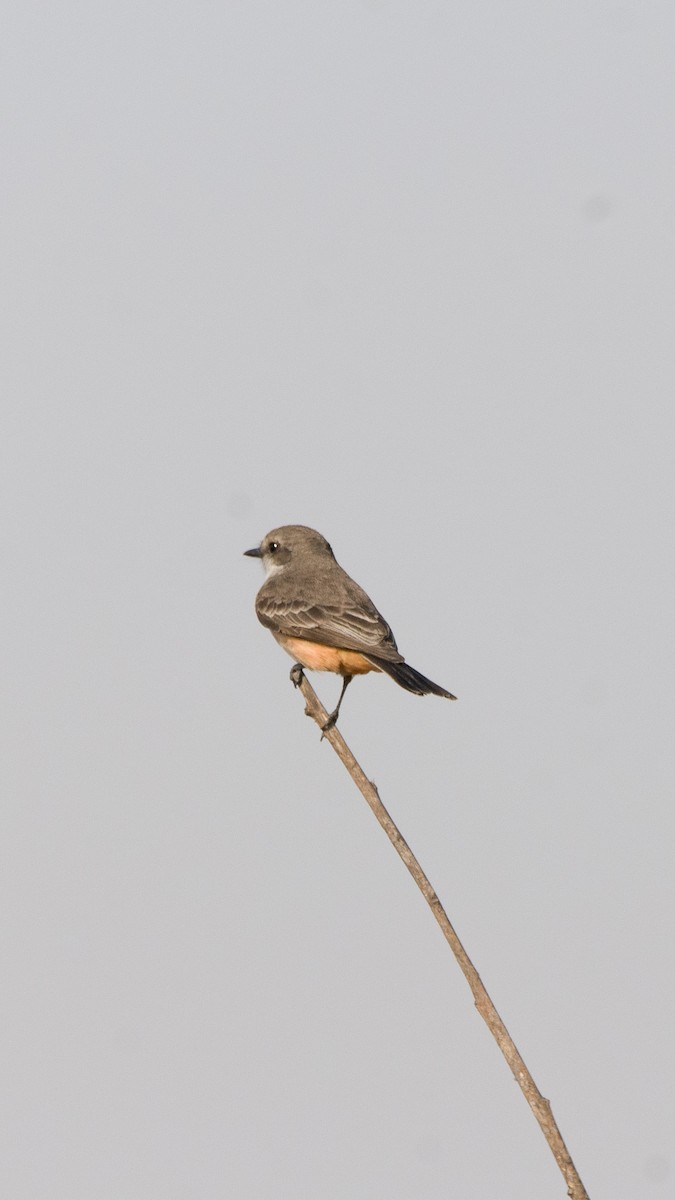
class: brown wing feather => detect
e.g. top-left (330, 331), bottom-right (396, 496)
top-left (256, 594), bottom-right (403, 663)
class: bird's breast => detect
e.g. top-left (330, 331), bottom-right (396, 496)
top-left (273, 634), bottom-right (379, 676)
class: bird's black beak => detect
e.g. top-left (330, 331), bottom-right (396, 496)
top-left (244, 546), bottom-right (262, 558)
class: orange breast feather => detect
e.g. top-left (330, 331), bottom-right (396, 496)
top-left (274, 634), bottom-right (379, 676)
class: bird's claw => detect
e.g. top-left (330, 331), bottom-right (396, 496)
top-left (290, 663), bottom-right (305, 688)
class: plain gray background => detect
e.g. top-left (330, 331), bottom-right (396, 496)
top-left (2, 2), bottom-right (674, 1196)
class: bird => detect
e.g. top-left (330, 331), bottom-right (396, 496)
top-left (244, 524), bottom-right (456, 730)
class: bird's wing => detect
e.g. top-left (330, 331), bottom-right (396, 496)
top-left (256, 594), bottom-right (403, 661)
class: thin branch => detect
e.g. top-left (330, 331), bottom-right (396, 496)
top-left (291, 667), bottom-right (589, 1200)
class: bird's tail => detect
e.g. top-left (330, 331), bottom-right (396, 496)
top-left (367, 656), bottom-right (456, 700)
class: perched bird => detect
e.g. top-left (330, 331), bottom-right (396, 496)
top-left (245, 524), bottom-right (456, 730)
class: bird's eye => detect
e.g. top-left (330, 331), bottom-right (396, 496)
top-left (269, 541), bottom-right (279, 553)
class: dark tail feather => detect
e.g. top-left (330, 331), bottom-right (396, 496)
top-left (367, 657), bottom-right (456, 700)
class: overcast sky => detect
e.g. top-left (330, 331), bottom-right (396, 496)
top-left (2, 2), bottom-right (674, 1197)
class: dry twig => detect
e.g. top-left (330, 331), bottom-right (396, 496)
top-left (290, 665), bottom-right (589, 1200)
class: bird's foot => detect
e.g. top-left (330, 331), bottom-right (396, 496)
top-left (321, 710), bottom-right (339, 735)
top-left (290, 663), bottom-right (305, 688)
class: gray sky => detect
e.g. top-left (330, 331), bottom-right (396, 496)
top-left (2, 2), bottom-right (674, 1196)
